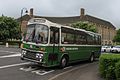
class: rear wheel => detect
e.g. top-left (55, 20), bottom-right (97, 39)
top-left (89, 54), bottom-right (94, 62)
top-left (60, 56), bottom-right (68, 68)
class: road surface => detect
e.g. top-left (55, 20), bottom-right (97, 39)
top-left (0, 47), bottom-right (103, 80)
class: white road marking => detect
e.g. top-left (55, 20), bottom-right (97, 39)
top-left (0, 50), bottom-right (20, 54)
top-left (36, 70), bottom-right (54, 75)
top-left (20, 67), bottom-right (36, 72)
top-left (0, 54), bottom-right (21, 58)
top-left (20, 66), bottom-right (55, 76)
top-left (0, 62), bottom-right (30, 69)
top-left (32, 70), bottom-right (55, 75)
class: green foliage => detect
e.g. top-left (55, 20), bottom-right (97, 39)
top-left (71, 21), bottom-right (97, 33)
top-left (115, 61), bottom-right (120, 80)
top-left (0, 16), bottom-right (21, 41)
top-left (113, 29), bottom-right (120, 43)
top-left (99, 54), bottom-right (120, 80)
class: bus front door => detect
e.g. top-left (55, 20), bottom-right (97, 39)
top-left (49, 27), bottom-right (59, 65)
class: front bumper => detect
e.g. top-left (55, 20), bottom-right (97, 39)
top-left (21, 48), bottom-right (44, 64)
top-left (21, 57), bottom-right (45, 64)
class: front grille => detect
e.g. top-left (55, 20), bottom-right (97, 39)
top-left (25, 51), bottom-right (36, 60)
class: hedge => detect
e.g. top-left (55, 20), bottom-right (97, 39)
top-left (115, 61), bottom-right (120, 80)
top-left (99, 54), bottom-right (120, 80)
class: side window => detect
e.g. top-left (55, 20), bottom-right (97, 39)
top-left (94, 35), bottom-right (98, 45)
top-left (61, 27), bottom-right (74, 44)
top-left (87, 33), bottom-right (95, 45)
top-left (75, 30), bottom-right (87, 44)
top-left (50, 27), bottom-right (59, 44)
top-left (93, 34), bottom-right (101, 45)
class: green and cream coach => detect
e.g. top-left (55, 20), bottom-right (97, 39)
top-left (21, 18), bottom-right (101, 68)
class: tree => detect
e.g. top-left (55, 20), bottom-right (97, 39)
top-left (113, 29), bottom-right (120, 43)
top-left (71, 21), bottom-right (97, 33)
top-left (0, 16), bottom-right (21, 41)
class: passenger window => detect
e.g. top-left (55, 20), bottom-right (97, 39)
top-left (75, 30), bottom-right (87, 44)
top-left (61, 27), bottom-right (75, 44)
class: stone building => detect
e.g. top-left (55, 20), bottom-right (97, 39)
top-left (18, 8), bottom-right (116, 45)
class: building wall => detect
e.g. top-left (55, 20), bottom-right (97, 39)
top-left (21, 20), bottom-right (28, 36)
top-left (94, 23), bottom-right (116, 45)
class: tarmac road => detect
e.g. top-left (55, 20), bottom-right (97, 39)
top-left (0, 47), bottom-right (103, 80)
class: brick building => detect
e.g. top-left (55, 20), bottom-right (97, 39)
top-left (18, 8), bottom-right (116, 45)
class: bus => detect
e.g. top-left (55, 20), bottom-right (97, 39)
top-left (21, 18), bottom-right (101, 68)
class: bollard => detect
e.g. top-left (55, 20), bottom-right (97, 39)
top-left (6, 42), bottom-right (9, 47)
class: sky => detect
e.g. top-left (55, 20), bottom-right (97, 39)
top-left (0, 0), bottom-right (120, 29)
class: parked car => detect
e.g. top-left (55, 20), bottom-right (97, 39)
top-left (111, 46), bottom-right (120, 53)
top-left (101, 46), bottom-right (113, 52)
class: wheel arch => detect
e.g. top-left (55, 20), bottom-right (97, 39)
top-left (60, 53), bottom-right (69, 62)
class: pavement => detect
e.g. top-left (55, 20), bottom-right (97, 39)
top-left (0, 46), bottom-right (104, 80)
top-left (0, 45), bottom-right (19, 48)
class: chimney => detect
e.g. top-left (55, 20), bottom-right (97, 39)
top-left (29, 8), bottom-right (33, 17)
top-left (80, 8), bottom-right (85, 16)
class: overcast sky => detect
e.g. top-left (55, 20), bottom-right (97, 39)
top-left (0, 0), bottom-right (120, 29)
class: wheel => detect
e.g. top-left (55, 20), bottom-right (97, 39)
top-left (116, 50), bottom-right (119, 53)
top-left (21, 57), bottom-right (24, 60)
top-left (89, 54), bottom-right (94, 62)
top-left (60, 56), bottom-right (68, 68)
top-left (104, 49), bottom-right (106, 52)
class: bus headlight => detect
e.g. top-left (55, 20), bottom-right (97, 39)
top-left (21, 50), bottom-right (27, 56)
top-left (36, 53), bottom-right (43, 59)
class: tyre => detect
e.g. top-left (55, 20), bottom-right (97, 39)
top-left (116, 50), bottom-right (119, 53)
top-left (104, 49), bottom-right (106, 52)
top-left (89, 54), bottom-right (94, 62)
top-left (60, 56), bottom-right (68, 68)
top-left (21, 57), bottom-right (24, 60)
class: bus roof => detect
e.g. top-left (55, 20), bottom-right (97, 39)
top-left (28, 18), bottom-right (101, 36)
top-left (28, 18), bottom-right (61, 28)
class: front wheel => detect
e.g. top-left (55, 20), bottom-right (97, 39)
top-left (60, 57), bottom-right (68, 68)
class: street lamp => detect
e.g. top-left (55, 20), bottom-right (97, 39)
top-left (20, 8), bottom-right (28, 39)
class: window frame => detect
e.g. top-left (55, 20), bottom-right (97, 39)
top-left (61, 27), bottom-right (75, 44)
